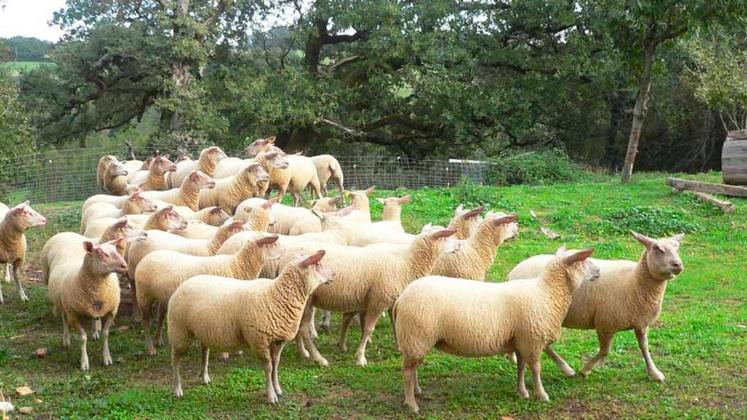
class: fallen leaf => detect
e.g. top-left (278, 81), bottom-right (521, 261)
top-left (15, 387), bottom-right (33, 396)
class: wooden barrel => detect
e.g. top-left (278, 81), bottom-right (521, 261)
top-left (722, 130), bottom-right (747, 185)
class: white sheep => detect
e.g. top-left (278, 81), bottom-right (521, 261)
top-left (82, 185), bottom-right (145, 213)
top-left (235, 196), bottom-right (342, 235)
top-left (47, 239), bottom-right (128, 370)
top-left (167, 146), bottom-right (227, 188)
top-left (135, 234), bottom-right (283, 355)
top-left (311, 154), bottom-right (344, 196)
top-left (167, 250), bottom-right (333, 403)
top-left (265, 154), bottom-right (323, 206)
top-left (80, 192), bottom-right (157, 234)
top-left (505, 231), bottom-right (685, 381)
top-left (141, 170), bottom-right (216, 212)
top-left (198, 163), bottom-right (269, 213)
top-left (292, 228), bottom-right (458, 367)
top-left (82, 203), bottom-right (188, 239)
top-left (96, 155), bottom-right (118, 191)
top-left (172, 207), bottom-right (231, 240)
top-left (377, 194), bottom-right (412, 229)
top-left (131, 155), bottom-right (177, 191)
top-left (244, 135), bottom-right (279, 157)
top-left (394, 247), bottom-right (598, 412)
top-left (102, 160), bottom-right (132, 195)
top-left (0, 201), bottom-right (47, 303)
top-left (343, 187), bottom-right (375, 222)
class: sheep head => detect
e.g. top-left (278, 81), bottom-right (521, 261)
top-left (84, 239), bottom-right (128, 275)
top-left (632, 231), bottom-right (685, 280)
top-left (295, 250), bottom-right (334, 294)
top-left (187, 170), bottom-right (216, 190)
top-left (112, 217), bottom-right (147, 243)
top-left (551, 247), bottom-right (598, 290)
top-left (254, 234), bottom-right (285, 260)
top-left (9, 201), bottom-right (47, 229)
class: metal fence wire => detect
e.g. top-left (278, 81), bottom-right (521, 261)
top-left (0, 145), bottom-right (499, 204)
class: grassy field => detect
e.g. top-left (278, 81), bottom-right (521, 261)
top-left (1, 173), bottom-right (746, 418)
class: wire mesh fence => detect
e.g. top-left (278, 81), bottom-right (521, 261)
top-left (0, 145), bottom-right (500, 204)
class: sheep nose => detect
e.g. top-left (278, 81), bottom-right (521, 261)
top-left (671, 261), bottom-right (683, 273)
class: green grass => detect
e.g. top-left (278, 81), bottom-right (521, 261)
top-left (0, 61), bottom-right (54, 71)
top-left (1, 173), bottom-right (746, 418)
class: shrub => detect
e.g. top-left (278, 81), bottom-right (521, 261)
top-left (598, 206), bottom-right (700, 237)
top-left (488, 149), bottom-right (587, 186)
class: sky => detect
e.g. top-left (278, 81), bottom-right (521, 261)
top-left (0, 0), bottom-right (67, 41)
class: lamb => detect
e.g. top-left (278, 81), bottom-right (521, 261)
top-left (167, 250), bottom-right (333, 402)
top-left (167, 146), bottom-right (227, 188)
top-left (126, 220), bottom-right (246, 315)
top-left (394, 247), bottom-right (599, 412)
top-left (235, 196), bottom-right (342, 235)
top-left (0, 201), bottom-right (47, 303)
top-left (505, 231), bottom-right (685, 381)
top-left (130, 155), bottom-right (177, 191)
top-left (431, 213), bottom-right (519, 279)
top-left (141, 170), bottom-right (216, 211)
top-left (80, 192), bottom-right (157, 234)
top-left (293, 228), bottom-right (458, 367)
top-left (96, 155), bottom-right (118, 191)
top-left (311, 154), bottom-right (344, 196)
top-left (46, 240), bottom-right (127, 370)
top-left (136, 234), bottom-right (283, 355)
top-left (102, 160), bottom-right (131, 195)
top-left (343, 187), bottom-right (375, 222)
top-left (198, 163), bottom-right (269, 213)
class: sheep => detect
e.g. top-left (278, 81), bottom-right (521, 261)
top-left (82, 185), bottom-right (144, 213)
top-left (126, 220), bottom-right (246, 316)
top-left (168, 146), bottom-right (226, 188)
top-left (172, 207), bottom-right (231, 240)
top-left (190, 206), bottom-right (230, 226)
top-left (343, 187), bottom-right (375, 222)
top-left (167, 249), bottom-right (333, 402)
top-left (82, 203), bottom-right (187, 239)
top-left (102, 160), bottom-right (132, 195)
top-left (244, 135), bottom-right (278, 157)
top-left (46, 239), bottom-right (128, 370)
top-left (263, 154), bottom-right (323, 206)
top-left (141, 170), bottom-right (216, 211)
top-left (198, 163), bottom-right (269, 213)
top-left (292, 228), bottom-right (458, 367)
top-left (0, 201), bottom-right (47, 303)
top-left (179, 199), bottom-right (275, 240)
top-left (235, 195), bottom-right (342, 235)
top-left (431, 213), bottom-right (519, 279)
top-left (80, 192), bottom-right (157, 234)
top-left (121, 158), bottom-right (145, 180)
top-left (449, 205), bottom-right (484, 239)
top-left (377, 194), bottom-right (412, 227)
top-left (96, 155), bottom-right (118, 191)
top-left (135, 235), bottom-right (283, 355)
top-left (394, 247), bottom-right (599, 412)
top-left (505, 231), bottom-right (685, 381)
top-left (212, 149), bottom-right (288, 180)
top-left (132, 155), bottom-right (177, 191)
top-left (41, 218), bottom-right (147, 284)
top-left (311, 154), bottom-right (344, 196)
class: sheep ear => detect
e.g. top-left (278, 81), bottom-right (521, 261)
top-left (564, 248), bottom-right (594, 264)
top-left (376, 198), bottom-right (386, 204)
top-left (300, 250), bottom-right (325, 267)
top-left (256, 235), bottom-right (279, 246)
top-left (631, 231), bottom-right (655, 249)
top-left (209, 207), bottom-right (222, 214)
top-left (430, 228), bottom-right (456, 239)
top-left (462, 207), bottom-right (484, 219)
top-left (263, 197), bottom-right (279, 209)
top-left (311, 209), bottom-right (324, 220)
top-left (267, 136), bottom-right (276, 144)
top-left (455, 204), bottom-right (464, 214)
top-left (336, 205), bottom-right (355, 217)
top-left (83, 241), bottom-right (95, 254)
top-left (365, 186), bottom-right (375, 194)
top-left (399, 195), bottom-right (412, 204)
top-left (114, 218), bottom-right (128, 228)
top-left (671, 233), bottom-right (685, 243)
top-left (265, 151), bottom-right (278, 159)
top-left (555, 245), bottom-right (567, 256)
top-left (492, 214), bottom-right (518, 225)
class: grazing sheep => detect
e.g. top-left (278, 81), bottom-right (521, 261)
top-left (168, 146), bottom-right (227, 188)
top-left (0, 201), bottom-right (47, 303)
top-left (311, 154), bottom-right (344, 196)
top-left (126, 220), bottom-right (246, 316)
top-left (167, 249), bottom-right (333, 402)
top-left (102, 161), bottom-right (131, 195)
top-left (198, 164), bottom-right (269, 213)
top-left (47, 240), bottom-right (128, 370)
top-left (293, 228), bottom-right (457, 367)
top-left (136, 235), bottom-right (283, 355)
top-left (394, 247), bottom-right (599, 412)
top-left (96, 155), bottom-right (118, 191)
top-left (431, 213), bottom-right (519, 279)
top-left (80, 192), bottom-right (157, 234)
top-left (142, 170), bottom-right (216, 211)
top-left (505, 231), bottom-right (685, 381)
top-left (343, 187), bottom-right (375, 222)
top-left (132, 155), bottom-right (177, 191)
top-left (235, 196), bottom-right (342, 236)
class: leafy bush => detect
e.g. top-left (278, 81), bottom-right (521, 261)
top-left (599, 206), bottom-right (700, 237)
top-left (488, 149), bottom-right (587, 186)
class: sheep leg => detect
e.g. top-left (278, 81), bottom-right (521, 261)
top-left (71, 317), bottom-right (89, 371)
top-left (309, 306), bottom-right (319, 339)
top-left (635, 327), bottom-right (665, 382)
top-left (200, 345), bottom-right (211, 384)
top-left (320, 310), bottom-right (332, 331)
top-left (516, 352), bottom-right (529, 399)
top-left (61, 311), bottom-right (71, 349)
top-left (101, 312), bottom-right (115, 366)
top-left (0, 274), bottom-right (4, 303)
top-left (292, 191), bottom-right (302, 207)
top-left (580, 331), bottom-right (614, 377)
top-left (4, 263), bottom-right (10, 283)
top-left (262, 354), bottom-right (278, 404)
top-left (544, 345), bottom-right (576, 377)
top-left (129, 275), bottom-right (142, 321)
top-left (338, 312), bottom-right (357, 351)
top-left (141, 299), bottom-right (156, 356)
top-left (355, 311), bottom-right (382, 366)
top-left (528, 357), bottom-right (549, 401)
top-left (172, 348), bottom-right (185, 397)
top-left (359, 312), bottom-right (373, 345)
top-left (270, 341), bottom-right (286, 396)
top-left (91, 319), bottom-right (101, 341)
top-left (12, 261), bottom-right (28, 302)
top-left (388, 308), bottom-right (398, 350)
top-left (155, 303), bottom-right (168, 347)
top-left (403, 357), bottom-right (424, 413)
top-left (300, 305), bottom-right (329, 366)
top-left (295, 302), bottom-right (312, 358)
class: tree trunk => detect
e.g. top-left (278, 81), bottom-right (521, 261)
top-left (603, 91), bottom-right (624, 170)
top-left (621, 43), bottom-right (656, 183)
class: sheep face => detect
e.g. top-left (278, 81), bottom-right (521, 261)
top-left (346, 186), bottom-right (375, 206)
top-left (159, 207), bottom-right (188, 231)
top-left (377, 194), bottom-right (412, 208)
top-left (84, 240), bottom-right (128, 274)
top-left (188, 170), bottom-right (216, 189)
top-left (204, 146), bottom-right (227, 162)
top-left (245, 136), bottom-right (277, 157)
top-left (258, 151), bottom-right (289, 169)
top-left (206, 207), bottom-right (230, 226)
top-left (129, 193), bottom-right (158, 213)
top-left (555, 247), bottom-right (599, 289)
top-left (632, 231), bottom-right (685, 280)
top-left (240, 164), bottom-right (270, 187)
top-left (151, 155), bottom-right (177, 173)
top-left (113, 218), bottom-right (148, 243)
top-left (295, 250), bottom-right (334, 294)
top-left (8, 201), bottom-right (47, 229)
top-left (107, 161), bottom-right (128, 177)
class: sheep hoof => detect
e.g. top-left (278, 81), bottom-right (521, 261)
top-left (356, 356), bottom-right (368, 367)
top-left (537, 392), bottom-right (550, 402)
top-left (319, 323), bottom-right (330, 332)
top-left (298, 349), bottom-right (310, 358)
top-left (103, 355), bottom-right (113, 366)
top-left (561, 367), bottom-right (576, 377)
top-left (578, 369), bottom-right (591, 378)
top-left (80, 361), bottom-right (90, 371)
top-left (201, 374), bottom-right (211, 385)
top-left (405, 400), bottom-right (420, 413)
top-left (337, 343), bottom-right (347, 352)
top-left (19, 294), bottom-right (29, 303)
top-left (517, 388), bottom-right (530, 399)
top-left (267, 393), bottom-right (279, 404)
top-left (317, 358), bottom-right (329, 367)
top-left (219, 352), bottom-right (230, 361)
top-left (147, 346), bottom-right (157, 356)
top-left (649, 370), bottom-right (665, 382)
top-left (92, 332), bottom-right (100, 341)
top-left (174, 386), bottom-right (184, 398)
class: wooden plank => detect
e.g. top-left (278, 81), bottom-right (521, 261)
top-left (687, 191), bottom-right (736, 213)
top-left (667, 177), bottom-right (747, 198)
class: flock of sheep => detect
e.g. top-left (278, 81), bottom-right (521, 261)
top-left (0, 137), bottom-right (686, 413)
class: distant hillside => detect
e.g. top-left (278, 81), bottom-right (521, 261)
top-left (1, 36), bottom-right (54, 62)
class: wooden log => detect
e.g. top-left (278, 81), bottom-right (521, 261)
top-left (687, 191), bottom-right (736, 213)
top-left (722, 129), bottom-right (747, 185)
top-left (667, 177), bottom-right (747, 198)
